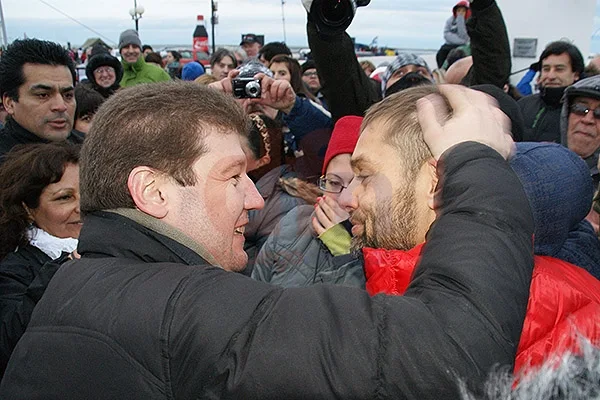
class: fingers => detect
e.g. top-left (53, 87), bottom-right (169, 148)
top-left (315, 196), bottom-right (350, 227)
top-left (437, 84), bottom-right (492, 115)
top-left (314, 203), bottom-right (333, 230)
top-left (417, 95), bottom-right (446, 160)
top-left (312, 216), bottom-right (326, 236)
top-left (420, 85), bottom-right (516, 161)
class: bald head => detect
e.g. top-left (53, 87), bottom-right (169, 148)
top-left (445, 56), bottom-right (473, 85)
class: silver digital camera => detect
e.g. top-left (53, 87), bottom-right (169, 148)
top-left (232, 77), bottom-right (261, 99)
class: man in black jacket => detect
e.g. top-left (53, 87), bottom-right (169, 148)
top-left (1, 81), bottom-right (534, 399)
top-left (519, 41), bottom-right (585, 143)
top-left (0, 39), bottom-right (82, 162)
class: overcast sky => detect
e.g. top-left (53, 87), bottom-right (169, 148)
top-left (3, 0), bottom-right (600, 52)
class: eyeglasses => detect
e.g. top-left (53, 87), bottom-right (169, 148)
top-left (303, 71), bottom-right (318, 78)
top-left (571, 103), bottom-right (600, 120)
top-left (318, 176), bottom-right (348, 193)
top-left (94, 66), bottom-right (115, 75)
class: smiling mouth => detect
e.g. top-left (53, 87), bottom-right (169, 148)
top-left (234, 226), bottom-right (245, 235)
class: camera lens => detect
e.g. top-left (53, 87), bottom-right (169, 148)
top-left (318, 0), bottom-right (354, 27)
top-left (245, 81), bottom-right (261, 98)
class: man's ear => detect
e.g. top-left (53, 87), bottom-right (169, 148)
top-left (3, 94), bottom-right (16, 116)
top-left (256, 154), bottom-right (271, 169)
top-left (127, 166), bottom-right (170, 219)
top-left (574, 71), bottom-right (580, 82)
top-left (425, 159), bottom-right (439, 211)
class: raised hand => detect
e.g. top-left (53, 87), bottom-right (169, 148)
top-left (416, 84), bottom-right (514, 160)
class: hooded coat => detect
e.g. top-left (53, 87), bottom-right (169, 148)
top-left (84, 45), bottom-right (123, 98)
top-left (443, 1), bottom-right (471, 45)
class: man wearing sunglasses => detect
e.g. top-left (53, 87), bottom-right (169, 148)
top-left (561, 75), bottom-right (600, 186)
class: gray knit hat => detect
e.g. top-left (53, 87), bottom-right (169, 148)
top-left (118, 29), bottom-right (142, 50)
top-left (381, 53), bottom-right (431, 93)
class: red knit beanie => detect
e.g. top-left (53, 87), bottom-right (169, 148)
top-left (322, 116), bottom-right (363, 174)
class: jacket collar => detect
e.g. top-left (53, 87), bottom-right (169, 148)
top-left (362, 244), bottom-right (424, 296)
top-left (78, 210), bottom-right (213, 267)
top-left (121, 55), bottom-right (147, 73)
top-left (2, 117), bottom-right (50, 145)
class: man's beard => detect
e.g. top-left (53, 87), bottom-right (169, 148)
top-left (351, 185), bottom-right (419, 253)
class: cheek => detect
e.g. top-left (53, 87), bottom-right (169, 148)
top-left (203, 185), bottom-right (241, 231)
top-left (36, 204), bottom-right (69, 226)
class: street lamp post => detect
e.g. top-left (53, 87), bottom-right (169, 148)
top-left (129, 0), bottom-right (145, 33)
top-left (211, 0), bottom-right (218, 54)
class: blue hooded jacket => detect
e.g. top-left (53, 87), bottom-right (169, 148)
top-left (511, 142), bottom-right (600, 279)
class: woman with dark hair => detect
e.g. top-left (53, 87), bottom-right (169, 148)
top-left (0, 142), bottom-right (81, 378)
top-left (72, 85), bottom-right (105, 140)
top-left (165, 50), bottom-right (182, 79)
top-left (210, 48), bottom-right (237, 80)
top-left (145, 52), bottom-right (164, 68)
top-left (269, 54), bottom-right (317, 102)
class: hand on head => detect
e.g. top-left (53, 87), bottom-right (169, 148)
top-left (416, 85), bottom-right (514, 160)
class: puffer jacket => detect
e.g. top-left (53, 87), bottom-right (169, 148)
top-left (252, 204), bottom-right (365, 288)
top-left (0, 245), bottom-right (65, 378)
top-left (363, 245), bottom-right (600, 373)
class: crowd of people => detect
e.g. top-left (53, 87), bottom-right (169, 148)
top-left (0, 0), bottom-right (599, 398)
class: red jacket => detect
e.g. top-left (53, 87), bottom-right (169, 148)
top-left (363, 244), bottom-right (600, 373)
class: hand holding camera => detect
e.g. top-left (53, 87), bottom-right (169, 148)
top-left (250, 73), bottom-right (297, 114)
top-left (209, 67), bottom-right (297, 114)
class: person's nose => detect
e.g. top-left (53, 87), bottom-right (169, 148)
top-left (244, 174), bottom-right (264, 211)
top-left (581, 109), bottom-right (597, 125)
top-left (338, 177), bottom-right (359, 213)
top-left (50, 93), bottom-right (68, 113)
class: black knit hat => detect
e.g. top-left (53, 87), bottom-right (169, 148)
top-left (301, 60), bottom-right (317, 74)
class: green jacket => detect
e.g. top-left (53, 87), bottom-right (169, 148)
top-left (120, 56), bottom-right (171, 87)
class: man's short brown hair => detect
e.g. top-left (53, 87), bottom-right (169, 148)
top-left (362, 85), bottom-right (448, 178)
top-left (80, 81), bottom-right (248, 213)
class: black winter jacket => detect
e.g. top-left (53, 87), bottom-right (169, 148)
top-left (518, 89), bottom-right (564, 143)
top-left (1, 143), bottom-right (534, 399)
top-left (0, 245), bottom-right (66, 378)
top-left (0, 118), bottom-right (84, 164)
